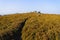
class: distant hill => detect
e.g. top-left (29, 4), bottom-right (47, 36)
top-left (0, 12), bottom-right (60, 40)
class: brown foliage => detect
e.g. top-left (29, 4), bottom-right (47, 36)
top-left (0, 12), bottom-right (60, 40)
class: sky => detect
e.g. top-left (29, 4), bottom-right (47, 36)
top-left (0, 0), bottom-right (60, 15)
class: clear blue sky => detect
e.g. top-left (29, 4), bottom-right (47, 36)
top-left (0, 0), bottom-right (60, 15)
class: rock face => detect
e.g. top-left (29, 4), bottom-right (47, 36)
top-left (0, 12), bottom-right (60, 40)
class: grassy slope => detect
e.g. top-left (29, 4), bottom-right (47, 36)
top-left (0, 12), bottom-right (60, 40)
top-left (0, 12), bottom-right (40, 40)
top-left (22, 13), bottom-right (60, 40)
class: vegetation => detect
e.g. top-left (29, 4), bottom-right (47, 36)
top-left (22, 13), bottom-right (60, 40)
top-left (0, 12), bottom-right (39, 40)
top-left (0, 12), bottom-right (60, 40)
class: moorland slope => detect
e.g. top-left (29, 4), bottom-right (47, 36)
top-left (0, 12), bottom-right (60, 40)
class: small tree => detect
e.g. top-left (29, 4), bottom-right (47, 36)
top-left (38, 11), bottom-right (41, 13)
top-left (34, 11), bottom-right (37, 12)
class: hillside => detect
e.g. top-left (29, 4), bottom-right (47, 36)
top-left (0, 12), bottom-right (60, 40)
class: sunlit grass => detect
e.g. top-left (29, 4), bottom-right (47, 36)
top-left (0, 12), bottom-right (60, 40)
